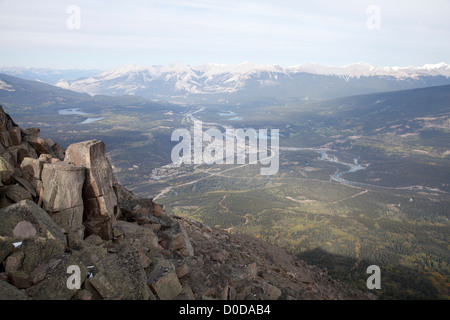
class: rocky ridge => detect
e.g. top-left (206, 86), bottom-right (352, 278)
top-left (0, 105), bottom-right (373, 300)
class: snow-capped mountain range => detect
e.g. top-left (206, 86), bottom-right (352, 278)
top-left (3, 62), bottom-right (450, 104)
top-left (288, 62), bottom-right (450, 79)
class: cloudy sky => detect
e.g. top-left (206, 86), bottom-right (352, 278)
top-left (0, 0), bottom-right (449, 69)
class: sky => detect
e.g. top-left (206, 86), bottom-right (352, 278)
top-left (0, 0), bottom-right (449, 70)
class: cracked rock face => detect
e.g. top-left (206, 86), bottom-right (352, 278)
top-left (64, 140), bottom-right (120, 240)
top-left (41, 162), bottom-right (85, 243)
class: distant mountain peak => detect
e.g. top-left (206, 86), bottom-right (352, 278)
top-left (48, 61), bottom-right (450, 103)
top-left (286, 62), bottom-right (450, 79)
top-left (3, 61), bottom-right (449, 104)
top-left (96, 61), bottom-right (450, 80)
top-left (422, 62), bottom-right (449, 69)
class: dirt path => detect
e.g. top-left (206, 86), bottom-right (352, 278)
top-left (330, 189), bottom-right (369, 204)
top-left (286, 196), bottom-right (317, 204)
top-left (218, 194), bottom-right (230, 213)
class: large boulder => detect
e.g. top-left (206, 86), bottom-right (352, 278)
top-left (0, 105), bottom-right (17, 131)
top-left (20, 157), bottom-right (44, 180)
top-left (22, 135), bottom-right (64, 160)
top-left (0, 156), bottom-right (14, 184)
top-left (146, 257), bottom-right (183, 300)
top-left (64, 140), bottom-right (116, 199)
top-left (70, 240), bottom-right (108, 267)
top-left (159, 220), bottom-right (194, 257)
top-left (17, 143), bottom-right (38, 162)
top-left (94, 245), bottom-right (153, 300)
top-left (0, 235), bottom-right (14, 262)
top-left (0, 130), bottom-right (12, 149)
top-left (41, 162), bottom-right (85, 243)
top-left (83, 191), bottom-right (118, 239)
top-left (13, 176), bottom-right (37, 198)
top-left (47, 207), bottom-right (84, 246)
top-left (0, 200), bottom-right (67, 274)
top-left (65, 140), bottom-right (119, 240)
top-left (3, 144), bottom-right (38, 167)
top-left (119, 187), bottom-right (155, 223)
top-left (25, 254), bottom-right (88, 300)
top-left (114, 220), bottom-right (159, 252)
top-left (0, 200), bottom-right (67, 244)
top-left (0, 106), bottom-right (18, 150)
top-left (8, 127), bottom-right (21, 146)
top-left (4, 184), bottom-right (33, 203)
top-left (41, 162), bottom-right (85, 209)
top-left (0, 279), bottom-right (30, 300)
top-left (88, 272), bottom-right (119, 299)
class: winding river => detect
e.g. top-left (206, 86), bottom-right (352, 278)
top-left (279, 147), bottom-right (367, 185)
top-left (58, 108), bottom-right (105, 124)
top-left (187, 108), bottom-right (366, 184)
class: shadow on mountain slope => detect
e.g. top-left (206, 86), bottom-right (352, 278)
top-left (297, 247), bottom-right (445, 300)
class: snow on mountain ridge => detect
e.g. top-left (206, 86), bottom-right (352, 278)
top-left (52, 62), bottom-right (450, 98)
top-left (285, 62), bottom-right (450, 79)
top-left (64, 61), bottom-right (450, 83)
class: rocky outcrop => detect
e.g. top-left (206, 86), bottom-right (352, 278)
top-left (64, 140), bottom-right (119, 240)
top-left (0, 105), bottom-right (374, 300)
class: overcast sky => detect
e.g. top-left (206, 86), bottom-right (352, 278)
top-left (0, 0), bottom-right (449, 69)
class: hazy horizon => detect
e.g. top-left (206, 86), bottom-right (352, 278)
top-left (1, 61), bottom-right (449, 73)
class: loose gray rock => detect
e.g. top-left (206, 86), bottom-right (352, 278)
top-left (0, 279), bottom-right (30, 300)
